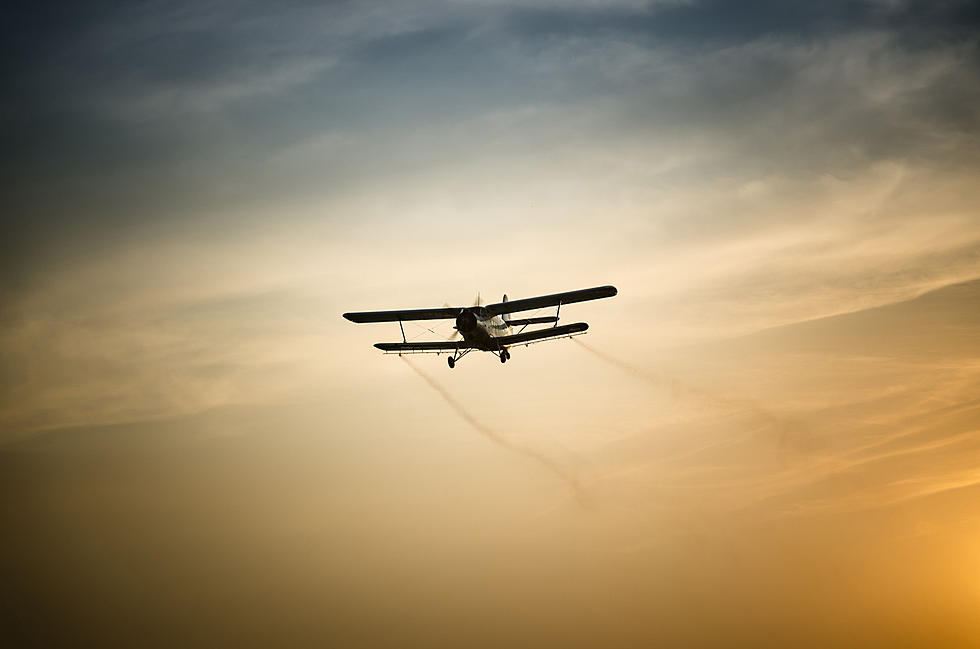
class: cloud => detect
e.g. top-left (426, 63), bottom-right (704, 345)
top-left (2, 0), bottom-right (978, 443)
top-left (504, 0), bottom-right (980, 45)
top-left (3, 4), bottom-right (980, 645)
top-left (3, 1), bottom-right (977, 265)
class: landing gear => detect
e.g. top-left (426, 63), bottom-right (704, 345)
top-left (499, 348), bottom-right (510, 364)
top-left (448, 346), bottom-right (470, 368)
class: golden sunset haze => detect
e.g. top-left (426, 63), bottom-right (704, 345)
top-left (2, 1), bottom-right (980, 647)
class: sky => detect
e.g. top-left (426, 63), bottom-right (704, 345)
top-left (2, 0), bottom-right (980, 646)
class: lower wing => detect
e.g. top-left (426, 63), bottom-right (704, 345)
top-left (372, 323), bottom-right (588, 353)
top-left (374, 341), bottom-right (476, 352)
top-left (496, 322), bottom-right (588, 346)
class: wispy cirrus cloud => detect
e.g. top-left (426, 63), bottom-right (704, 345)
top-left (3, 3), bottom-right (980, 645)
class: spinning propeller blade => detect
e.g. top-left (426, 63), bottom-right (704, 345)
top-left (447, 293), bottom-right (480, 340)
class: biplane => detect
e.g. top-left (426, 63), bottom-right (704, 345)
top-left (343, 285), bottom-right (617, 368)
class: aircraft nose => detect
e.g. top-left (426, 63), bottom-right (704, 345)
top-left (456, 310), bottom-right (477, 333)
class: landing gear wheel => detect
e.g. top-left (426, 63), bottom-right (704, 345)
top-left (500, 350), bottom-right (508, 364)
top-left (448, 357), bottom-right (455, 369)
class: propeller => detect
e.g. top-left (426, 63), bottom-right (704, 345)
top-left (447, 293), bottom-right (481, 340)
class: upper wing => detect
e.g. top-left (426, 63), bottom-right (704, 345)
top-left (345, 285), bottom-right (616, 322)
top-left (496, 322), bottom-right (588, 346)
top-left (484, 285), bottom-right (617, 317)
top-left (344, 307), bottom-right (461, 323)
top-left (374, 341), bottom-right (475, 352)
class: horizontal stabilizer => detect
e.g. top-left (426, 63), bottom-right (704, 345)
top-left (497, 322), bottom-right (588, 346)
top-left (505, 316), bottom-right (559, 326)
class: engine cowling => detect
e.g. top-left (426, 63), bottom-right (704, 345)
top-left (455, 309), bottom-right (478, 334)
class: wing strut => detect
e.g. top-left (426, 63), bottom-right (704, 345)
top-left (399, 320), bottom-right (406, 343)
top-left (554, 300), bottom-right (561, 327)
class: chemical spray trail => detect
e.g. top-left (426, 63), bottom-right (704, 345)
top-left (401, 357), bottom-right (589, 508)
top-left (573, 339), bottom-right (805, 450)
